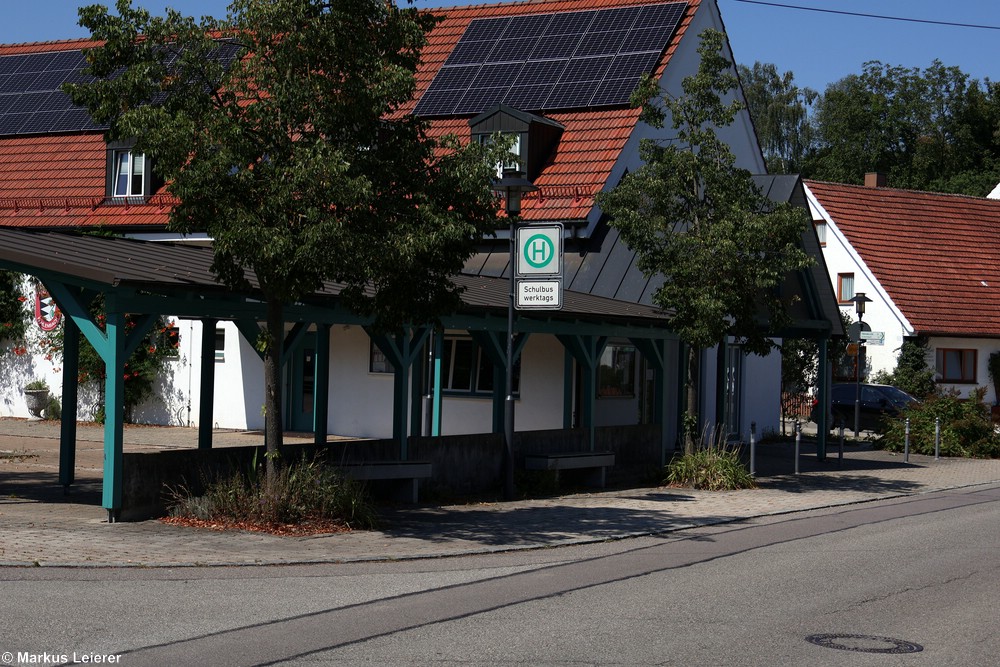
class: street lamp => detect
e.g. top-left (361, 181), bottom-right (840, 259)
top-left (850, 292), bottom-right (873, 436)
top-left (493, 167), bottom-right (537, 500)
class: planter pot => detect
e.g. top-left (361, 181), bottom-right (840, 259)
top-left (24, 389), bottom-right (49, 420)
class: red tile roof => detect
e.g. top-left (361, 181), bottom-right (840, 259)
top-left (410, 0), bottom-right (699, 222)
top-left (0, 40), bottom-right (171, 229)
top-left (0, 0), bottom-right (698, 228)
top-left (806, 179), bottom-right (1000, 338)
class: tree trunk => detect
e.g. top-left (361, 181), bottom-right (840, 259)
top-left (685, 345), bottom-right (700, 455)
top-left (264, 296), bottom-right (284, 487)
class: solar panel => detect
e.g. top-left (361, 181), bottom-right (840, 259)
top-left (414, 1), bottom-right (688, 117)
top-left (0, 40), bottom-right (243, 138)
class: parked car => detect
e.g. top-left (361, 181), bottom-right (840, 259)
top-left (810, 383), bottom-right (919, 433)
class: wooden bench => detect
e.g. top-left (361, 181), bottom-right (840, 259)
top-left (337, 461), bottom-right (432, 503)
top-left (523, 451), bottom-right (615, 489)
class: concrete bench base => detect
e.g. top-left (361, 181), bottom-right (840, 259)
top-left (337, 461), bottom-right (432, 503)
top-left (523, 451), bottom-right (615, 488)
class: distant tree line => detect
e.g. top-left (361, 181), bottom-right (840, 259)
top-left (739, 60), bottom-right (1000, 197)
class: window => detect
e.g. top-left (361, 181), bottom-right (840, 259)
top-left (369, 340), bottom-right (394, 374)
top-left (113, 150), bottom-right (146, 197)
top-left (440, 335), bottom-right (519, 395)
top-left (106, 141), bottom-right (162, 200)
top-left (936, 348), bottom-right (976, 383)
top-left (814, 220), bottom-right (827, 246)
top-left (837, 273), bottom-right (855, 304)
top-left (215, 327), bottom-right (226, 362)
top-left (478, 132), bottom-right (522, 178)
top-left (598, 343), bottom-right (636, 397)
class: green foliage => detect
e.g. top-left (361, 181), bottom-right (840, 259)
top-left (807, 60), bottom-right (1000, 196)
top-left (887, 338), bottom-right (936, 399)
top-left (68, 0), bottom-right (505, 460)
top-left (988, 352), bottom-right (1000, 403)
top-left (0, 270), bottom-right (27, 344)
top-left (76, 314), bottom-right (178, 422)
top-left (738, 61), bottom-right (818, 174)
top-left (665, 442), bottom-right (756, 490)
top-left (881, 388), bottom-right (1000, 458)
top-left (597, 30), bottom-right (812, 357)
top-left (45, 395), bottom-right (62, 421)
top-left (168, 454), bottom-right (378, 529)
top-left (68, 0), bottom-right (501, 326)
top-left (24, 379), bottom-right (49, 391)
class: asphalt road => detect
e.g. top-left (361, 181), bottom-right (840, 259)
top-left (2, 483), bottom-right (998, 666)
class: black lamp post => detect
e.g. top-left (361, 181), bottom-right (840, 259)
top-left (493, 168), bottom-right (537, 500)
top-left (851, 292), bottom-right (872, 436)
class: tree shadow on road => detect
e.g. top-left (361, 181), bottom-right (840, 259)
top-left (376, 503), bottom-right (737, 547)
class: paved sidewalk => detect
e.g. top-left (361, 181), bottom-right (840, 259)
top-left (2, 418), bottom-right (999, 567)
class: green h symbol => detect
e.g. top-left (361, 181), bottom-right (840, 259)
top-left (525, 234), bottom-right (554, 269)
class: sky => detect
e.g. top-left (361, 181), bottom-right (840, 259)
top-left (0, 0), bottom-right (997, 93)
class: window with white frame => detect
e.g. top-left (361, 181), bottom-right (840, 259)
top-left (440, 335), bottom-right (519, 395)
top-left (598, 342), bottom-right (636, 397)
top-left (936, 348), bottom-right (976, 383)
top-left (215, 327), bottom-right (226, 362)
top-left (837, 273), bottom-right (855, 304)
top-left (814, 220), bottom-right (827, 246)
top-left (369, 340), bottom-right (394, 374)
top-left (478, 133), bottom-right (522, 178)
top-left (112, 150), bottom-right (146, 198)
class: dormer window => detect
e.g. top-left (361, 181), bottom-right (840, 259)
top-left (469, 104), bottom-right (563, 182)
top-left (113, 150), bottom-right (146, 197)
top-left (106, 140), bottom-right (162, 201)
top-left (479, 133), bottom-right (522, 178)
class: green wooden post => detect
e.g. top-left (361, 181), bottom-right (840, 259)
top-left (631, 337), bottom-right (668, 466)
top-left (103, 310), bottom-right (126, 521)
top-left (410, 337), bottom-right (424, 438)
top-left (59, 317), bottom-right (80, 490)
top-left (314, 324), bottom-right (331, 446)
top-left (431, 330), bottom-right (442, 437)
top-left (557, 335), bottom-right (607, 452)
top-left (198, 318), bottom-right (218, 450)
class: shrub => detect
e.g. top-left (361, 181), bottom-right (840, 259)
top-left (666, 442), bottom-right (756, 490)
top-left (880, 388), bottom-right (1000, 458)
top-left (169, 454), bottom-right (378, 530)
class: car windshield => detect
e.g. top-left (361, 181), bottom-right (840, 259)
top-left (878, 385), bottom-right (917, 407)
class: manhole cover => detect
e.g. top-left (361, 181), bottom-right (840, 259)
top-left (805, 634), bottom-right (923, 654)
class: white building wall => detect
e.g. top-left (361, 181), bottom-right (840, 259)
top-left (928, 336), bottom-right (1000, 403)
top-left (806, 186), bottom-right (914, 379)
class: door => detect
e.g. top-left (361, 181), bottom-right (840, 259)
top-left (287, 338), bottom-right (316, 433)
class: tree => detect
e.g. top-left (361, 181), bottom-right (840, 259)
top-left (597, 30), bottom-right (812, 450)
top-left (68, 0), bottom-right (503, 482)
top-left (870, 337), bottom-right (936, 399)
top-left (0, 271), bottom-right (27, 344)
top-left (737, 61), bottom-right (817, 174)
top-left (807, 60), bottom-right (1000, 196)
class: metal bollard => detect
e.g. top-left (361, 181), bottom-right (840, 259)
top-left (904, 417), bottom-right (910, 463)
top-left (935, 417), bottom-right (941, 461)
top-left (838, 420), bottom-right (845, 468)
top-left (750, 421), bottom-right (757, 477)
top-left (794, 419), bottom-right (801, 475)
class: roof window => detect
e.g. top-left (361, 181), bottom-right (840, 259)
top-left (106, 140), bottom-right (162, 202)
top-left (469, 104), bottom-right (563, 182)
